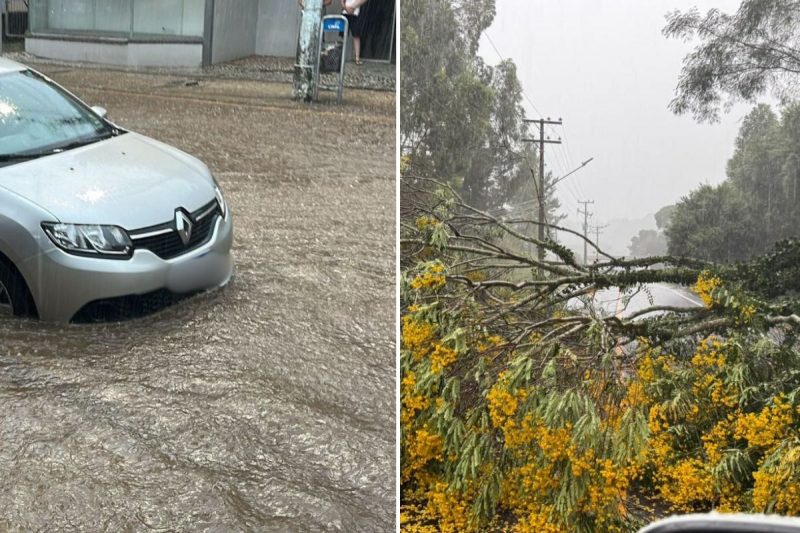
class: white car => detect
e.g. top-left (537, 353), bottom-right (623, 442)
top-left (639, 513), bottom-right (800, 532)
top-left (0, 58), bottom-right (233, 321)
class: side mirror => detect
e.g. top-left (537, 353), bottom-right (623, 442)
top-left (91, 106), bottom-right (108, 119)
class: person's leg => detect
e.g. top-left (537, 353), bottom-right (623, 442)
top-left (353, 36), bottom-right (361, 63)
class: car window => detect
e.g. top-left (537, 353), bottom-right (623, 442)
top-left (0, 70), bottom-right (112, 157)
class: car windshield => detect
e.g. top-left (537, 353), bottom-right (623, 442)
top-left (0, 69), bottom-right (116, 159)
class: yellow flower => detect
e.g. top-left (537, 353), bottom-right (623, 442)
top-left (740, 304), bottom-right (757, 323)
top-left (487, 384), bottom-right (519, 429)
top-left (425, 482), bottom-right (471, 533)
top-left (753, 447), bottom-right (800, 514)
top-left (702, 419), bottom-right (731, 464)
top-left (430, 343), bottom-right (457, 374)
top-left (693, 271), bottom-right (722, 308)
top-left (415, 215), bottom-right (438, 231)
top-left (734, 395), bottom-right (794, 450)
top-left (403, 425), bottom-right (443, 482)
top-left (410, 262), bottom-right (446, 291)
top-left (401, 371), bottom-right (429, 428)
top-left (657, 458), bottom-right (715, 510)
top-left (401, 315), bottom-right (435, 361)
top-left (400, 154), bottom-right (412, 174)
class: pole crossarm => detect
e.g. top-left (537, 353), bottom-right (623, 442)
top-left (523, 119), bottom-right (564, 125)
top-left (522, 139), bottom-right (563, 144)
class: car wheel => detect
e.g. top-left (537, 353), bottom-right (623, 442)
top-left (0, 259), bottom-right (35, 318)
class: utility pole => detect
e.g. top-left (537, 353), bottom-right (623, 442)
top-left (577, 200), bottom-right (595, 266)
top-left (522, 117), bottom-right (562, 262)
top-left (293, 0), bottom-right (324, 102)
top-left (590, 223), bottom-right (609, 262)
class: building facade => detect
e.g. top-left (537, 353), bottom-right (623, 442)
top-left (23, 0), bottom-right (395, 68)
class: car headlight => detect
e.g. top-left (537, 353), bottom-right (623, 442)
top-left (214, 186), bottom-right (227, 219)
top-left (42, 222), bottom-right (132, 258)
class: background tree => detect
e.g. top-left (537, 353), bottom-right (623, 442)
top-left (664, 0), bottom-right (800, 122)
top-left (662, 103), bottom-right (800, 262)
top-left (665, 182), bottom-right (752, 262)
top-left (400, 0), bottom-right (555, 212)
top-left (654, 204), bottom-right (676, 230)
top-left (629, 229), bottom-right (668, 257)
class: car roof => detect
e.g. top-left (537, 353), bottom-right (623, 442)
top-left (0, 57), bottom-right (27, 75)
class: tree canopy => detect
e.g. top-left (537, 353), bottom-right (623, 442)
top-left (665, 102), bottom-right (800, 262)
top-left (664, 0), bottom-right (800, 122)
top-left (629, 229), bottom-right (667, 257)
top-left (400, 0), bottom-right (559, 222)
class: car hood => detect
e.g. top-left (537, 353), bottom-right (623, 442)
top-left (0, 133), bottom-right (216, 229)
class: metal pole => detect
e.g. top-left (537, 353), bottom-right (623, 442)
top-left (0, 0), bottom-right (5, 54)
top-left (293, 0), bottom-right (323, 102)
top-left (387, 2), bottom-right (395, 62)
top-left (313, 15), bottom-right (324, 101)
top-left (202, 0), bottom-right (215, 67)
top-left (337, 16), bottom-right (348, 104)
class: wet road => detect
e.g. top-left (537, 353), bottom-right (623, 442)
top-left (0, 65), bottom-right (395, 531)
top-left (573, 283), bottom-right (703, 318)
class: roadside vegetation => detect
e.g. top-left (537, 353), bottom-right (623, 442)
top-left (665, 103), bottom-right (800, 262)
top-left (400, 0), bottom-right (800, 531)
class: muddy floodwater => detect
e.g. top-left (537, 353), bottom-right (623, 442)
top-left (0, 64), bottom-right (395, 531)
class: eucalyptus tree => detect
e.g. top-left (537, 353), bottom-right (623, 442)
top-left (400, 0), bottom-right (557, 213)
top-left (664, 0), bottom-right (800, 123)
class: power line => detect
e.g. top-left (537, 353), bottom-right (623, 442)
top-left (482, 30), bottom-right (588, 220)
top-left (483, 31), bottom-right (545, 120)
top-left (483, 31), bottom-right (564, 141)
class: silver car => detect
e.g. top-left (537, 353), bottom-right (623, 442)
top-left (0, 58), bottom-right (233, 322)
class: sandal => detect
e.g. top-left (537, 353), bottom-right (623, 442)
top-left (355, 59), bottom-right (363, 65)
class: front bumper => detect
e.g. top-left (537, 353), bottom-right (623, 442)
top-left (21, 213), bottom-right (233, 322)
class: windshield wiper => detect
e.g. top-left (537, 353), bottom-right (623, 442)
top-left (50, 132), bottom-right (116, 153)
top-left (0, 132), bottom-right (116, 162)
top-left (0, 152), bottom-right (48, 162)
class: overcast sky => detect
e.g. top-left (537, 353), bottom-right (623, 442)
top-left (478, 0), bottom-right (758, 230)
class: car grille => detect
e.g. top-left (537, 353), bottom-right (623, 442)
top-left (129, 199), bottom-right (221, 260)
top-left (71, 288), bottom-right (191, 323)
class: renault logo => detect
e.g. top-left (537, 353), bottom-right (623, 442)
top-left (175, 210), bottom-right (193, 245)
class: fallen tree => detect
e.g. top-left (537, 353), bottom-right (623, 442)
top-left (400, 177), bottom-right (800, 532)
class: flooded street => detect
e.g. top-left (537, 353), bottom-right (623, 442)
top-left (0, 64), bottom-right (395, 531)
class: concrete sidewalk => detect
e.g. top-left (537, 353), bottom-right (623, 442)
top-left (207, 55), bottom-right (395, 92)
top-left (2, 49), bottom-right (394, 92)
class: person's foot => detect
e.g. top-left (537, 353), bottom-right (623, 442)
top-left (355, 58), bottom-right (363, 65)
